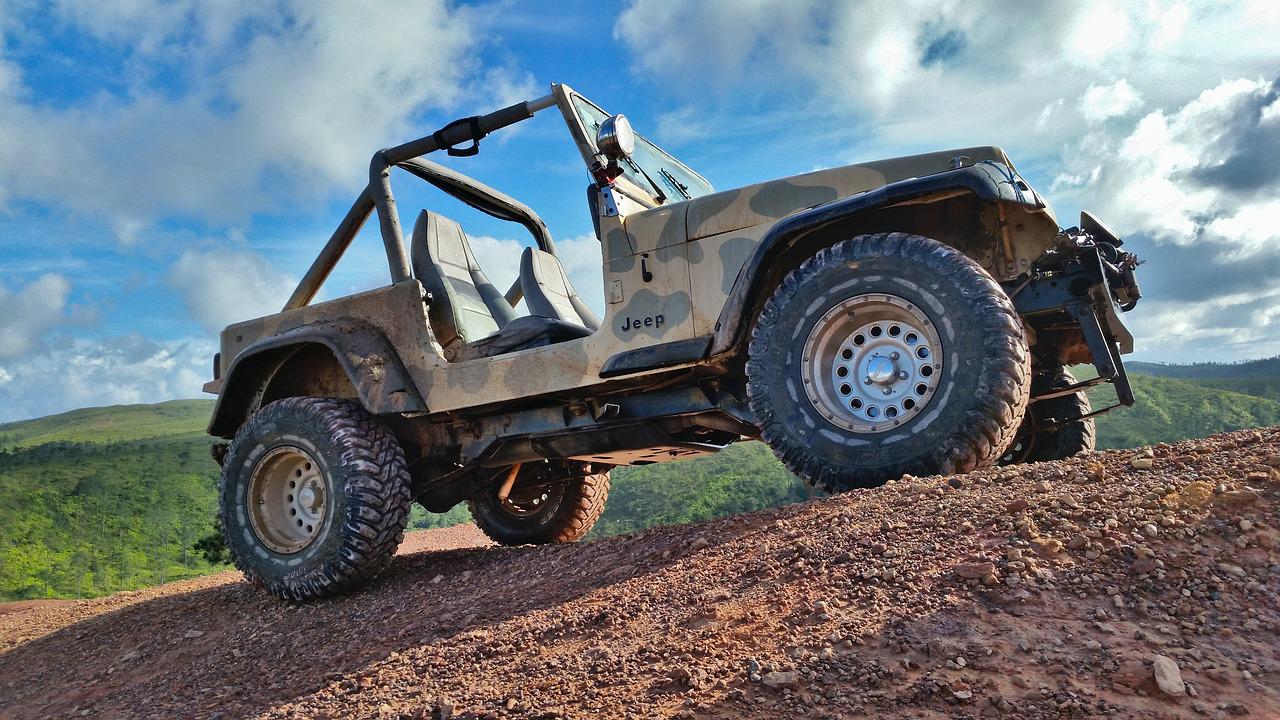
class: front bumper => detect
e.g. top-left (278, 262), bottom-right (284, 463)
top-left (1007, 211), bottom-right (1143, 413)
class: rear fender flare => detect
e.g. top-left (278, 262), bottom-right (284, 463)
top-left (708, 165), bottom-right (1022, 358)
top-left (208, 320), bottom-right (425, 437)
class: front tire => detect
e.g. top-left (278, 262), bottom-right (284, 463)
top-left (468, 465), bottom-right (610, 546)
top-left (747, 232), bottom-right (1030, 491)
top-left (219, 397), bottom-right (412, 601)
top-left (1002, 368), bottom-right (1096, 464)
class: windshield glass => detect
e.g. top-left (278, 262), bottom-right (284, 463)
top-left (571, 95), bottom-right (714, 203)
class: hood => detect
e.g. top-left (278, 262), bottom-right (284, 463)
top-left (683, 146), bottom-right (1014, 241)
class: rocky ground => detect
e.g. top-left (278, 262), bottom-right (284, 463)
top-left (1, 429), bottom-right (1277, 720)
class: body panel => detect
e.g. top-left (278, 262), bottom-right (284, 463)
top-left (685, 146), bottom-right (1014, 240)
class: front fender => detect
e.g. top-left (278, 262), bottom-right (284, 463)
top-left (707, 163), bottom-right (1037, 358)
top-left (207, 319), bottom-right (425, 438)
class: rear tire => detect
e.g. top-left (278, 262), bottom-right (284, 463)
top-left (468, 466), bottom-right (610, 545)
top-left (747, 232), bottom-right (1030, 491)
top-left (219, 397), bottom-right (412, 601)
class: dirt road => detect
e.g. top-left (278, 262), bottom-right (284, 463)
top-left (1, 431), bottom-right (1277, 719)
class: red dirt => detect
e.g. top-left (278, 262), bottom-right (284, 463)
top-left (1, 431), bottom-right (1277, 719)
top-left (0, 600), bottom-right (70, 618)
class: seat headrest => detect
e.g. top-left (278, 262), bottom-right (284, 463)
top-left (520, 246), bottom-right (601, 331)
top-left (411, 210), bottom-right (516, 350)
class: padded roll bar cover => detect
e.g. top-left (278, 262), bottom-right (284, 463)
top-left (520, 247), bottom-right (602, 331)
top-left (411, 210), bottom-right (517, 348)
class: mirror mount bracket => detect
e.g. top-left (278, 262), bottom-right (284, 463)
top-left (590, 158), bottom-right (624, 186)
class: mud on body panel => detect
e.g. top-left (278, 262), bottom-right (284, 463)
top-left (688, 223), bottom-right (769, 337)
top-left (607, 242), bottom-right (695, 343)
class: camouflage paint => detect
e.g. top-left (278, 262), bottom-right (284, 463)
top-left (214, 85), bottom-right (1098, 441)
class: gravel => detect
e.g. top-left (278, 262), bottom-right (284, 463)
top-left (1, 429), bottom-right (1278, 719)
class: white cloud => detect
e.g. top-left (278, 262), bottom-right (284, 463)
top-left (614, 1), bottom-right (1280, 153)
top-left (1204, 200), bottom-right (1280, 255)
top-left (1152, 1), bottom-right (1191, 48)
top-left (0, 334), bottom-right (214, 422)
top-left (1053, 77), bottom-right (1277, 249)
top-left (1126, 289), bottom-right (1280, 363)
top-left (468, 234), bottom-right (524, 297)
top-left (0, 366), bottom-right (11, 385)
top-left (0, 274), bottom-right (73, 359)
top-left (655, 106), bottom-right (713, 146)
top-left (1036, 98), bottom-right (1066, 131)
top-left (553, 234), bottom-right (606, 317)
top-left (1065, 0), bottom-right (1134, 65)
top-left (0, 1), bottom-right (486, 235)
top-left (169, 248), bottom-right (297, 333)
top-left (1081, 79), bottom-right (1144, 124)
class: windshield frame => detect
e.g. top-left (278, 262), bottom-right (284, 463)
top-left (553, 85), bottom-right (713, 209)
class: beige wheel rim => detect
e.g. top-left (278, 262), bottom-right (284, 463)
top-left (248, 446), bottom-right (327, 554)
top-left (801, 293), bottom-right (943, 433)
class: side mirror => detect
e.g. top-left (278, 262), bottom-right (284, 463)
top-left (596, 114), bottom-right (635, 161)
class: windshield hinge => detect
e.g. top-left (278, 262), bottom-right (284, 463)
top-left (600, 186), bottom-right (622, 217)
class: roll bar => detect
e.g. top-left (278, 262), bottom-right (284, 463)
top-left (284, 92), bottom-right (558, 311)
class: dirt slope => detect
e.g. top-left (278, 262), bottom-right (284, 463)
top-left (2, 430), bottom-right (1278, 720)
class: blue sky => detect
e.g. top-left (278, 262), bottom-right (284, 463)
top-left (0, 0), bottom-right (1278, 421)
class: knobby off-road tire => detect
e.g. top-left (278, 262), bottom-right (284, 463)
top-left (1002, 367), bottom-right (1096, 465)
top-left (468, 470), bottom-right (610, 546)
top-left (747, 232), bottom-right (1031, 491)
top-left (219, 397), bottom-right (412, 601)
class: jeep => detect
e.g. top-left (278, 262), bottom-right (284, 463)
top-left (205, 84), bottom-right (1142, 600)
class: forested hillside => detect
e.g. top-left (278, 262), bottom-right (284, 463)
top-left (1087, 372), bottom-right (1280, 449)
top-left (1129, 357), bottom-right (1280, 379)
top-left (4, 356), bottom-right (1280, 600)
top-left (0, 436), bottom-right (220, 599)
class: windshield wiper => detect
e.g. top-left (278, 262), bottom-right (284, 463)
top-left (623, 156), bottom-right (667, 204)
top-left (659, 168), bottom-right (692, 200)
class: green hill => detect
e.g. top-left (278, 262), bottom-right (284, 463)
top-left (1127, 357), bottom-right (1280, 403)
top-left (5, 355), bottom-right (1280, 600)
top-left (1088, 373), bottom-right (1280, 449)
top-left (1128, 356), bottom-right (1280, 380)
top-left (0, 400), bottom-right (212, 450)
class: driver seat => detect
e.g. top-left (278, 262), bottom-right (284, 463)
top-left (411, 210), bottom-right (591, 362)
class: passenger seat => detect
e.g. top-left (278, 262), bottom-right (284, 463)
top-left (520, 247), bottom-right (602, 330)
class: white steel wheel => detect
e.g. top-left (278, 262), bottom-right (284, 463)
top-left (247, 445), bottom-right (328, 554)
top-left (801, 293), bottom-right (943, 433)
top-left (220, 397), bottom-right (412, 602)
top-left (746, 233), bottom-right (1030, 491)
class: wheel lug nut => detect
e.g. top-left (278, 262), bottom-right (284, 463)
top-left (890, 352), bottom-right (899, 360)
top-left (864, 376), bottom-right (873, 384)
top-left (898, 370), bottom-right (909, 380)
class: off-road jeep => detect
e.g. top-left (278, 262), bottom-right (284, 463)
top-left (206, 84), bottom-right (1142, 601)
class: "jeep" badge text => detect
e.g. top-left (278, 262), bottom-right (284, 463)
top-left (620, 314), bottom-right (665, 332)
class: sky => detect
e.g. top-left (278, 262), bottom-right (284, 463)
top-left (0, 0), bottom-right (1278, 422)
